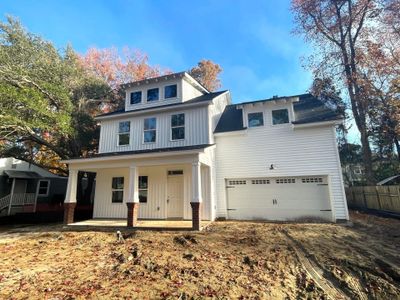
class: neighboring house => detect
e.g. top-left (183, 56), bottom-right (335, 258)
top-left (0, 157), bottom-right (67, 216)
top-left (62, 71), bottom-right (349, 229)
top-left (377, 175), bottom-right (400, 186)
top-left (342, 163), bottom-right (365, 186)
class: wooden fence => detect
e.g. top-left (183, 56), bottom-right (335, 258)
top-left (345, 186), bottom-right (400, 214)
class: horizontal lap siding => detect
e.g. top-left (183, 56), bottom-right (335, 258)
top-left (99, 107), bottom-right (209, 153)
top-left (215, 125), bottom-right (348, 220)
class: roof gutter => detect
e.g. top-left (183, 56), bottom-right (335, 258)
top-left (95, 100), bottom-right (212, 121)
top-left (61, 145), bottom-right (215, 164)
top-left (291, 119), bottom-right (343, 129)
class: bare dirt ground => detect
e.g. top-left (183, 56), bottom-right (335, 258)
top-left (0, 211), bottom-right (399, 300)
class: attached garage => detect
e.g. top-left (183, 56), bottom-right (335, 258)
top-left (226, 176), bottom-right (333, 221)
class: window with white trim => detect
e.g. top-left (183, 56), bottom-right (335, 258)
top-left (301, 177), bottom-right (323, 183)
top-left (228, 180), bottom-right (247, 185)
top-left (144, 118), bottom-right (156, 143)
top-left (111, 177), bottom-right (124, 203)
top-left (38, 180), bottom-right (50, 196)
top-left (252, 179), bottom-right (270, 184)
top-left (147, 88), bottom-right (159, 102)
top-left (118, 121), bottom-right (130, 146)
top-left (171, 113), bottom-right (185, 140)
top-left (248, 112), bottom-right (264, 127)
top-left (164, 84), bottom-right (177, 98)
top-left (130, 91), bottom-right (142, 104)
top-left (272, 109), bottom-right (289, 125)
top-left (139, 176), bottom-right (148, 203)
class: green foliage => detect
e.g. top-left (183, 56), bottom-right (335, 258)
top-left (0, 16), bottom-right (73, 139)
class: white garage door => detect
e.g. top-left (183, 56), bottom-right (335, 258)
top-left (226, 176), bottom-right (332, 221)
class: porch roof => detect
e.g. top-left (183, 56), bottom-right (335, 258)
top-left (61, 144), bottom-right (215, 164)
top-left (4, 170), bottom-right (42, 179)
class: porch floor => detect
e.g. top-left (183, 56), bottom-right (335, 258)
top-left (67, 219), bottom-right (211, 231)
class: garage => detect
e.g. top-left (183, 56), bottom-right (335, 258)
top-left (226, 176), bottom-right (332, 221)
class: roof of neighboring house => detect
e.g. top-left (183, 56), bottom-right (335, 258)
top-left (214, 93), bottom-right (342, 133)
top-left (3, 170), bottom-right (43, 179)
top-left (96, 90), bottom-right (228, 119)
top-left (377, 175), bottom-right (400, 186)
top-left (66, 144), bottom-right (215, 161)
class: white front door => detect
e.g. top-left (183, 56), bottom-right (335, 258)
top-left (167, 175), bottom-right (184, 218)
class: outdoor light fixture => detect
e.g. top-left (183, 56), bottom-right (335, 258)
top-left (269, 164), bottom-right (275, 170)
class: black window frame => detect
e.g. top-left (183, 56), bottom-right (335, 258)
top-left (171, 113), bottom-right (185, 140)
top-left (118, 121), bottom-right (130, 146)
top-left (147, 88), bottom-right (159, 102)
top-left (138, 176), bottom-right (148, 203)
top-left (111, 177), bottom-right (124, 203)
top-left (248, 112), bottom-right (264, 127)
top-left (130, 91), bottom-right (142, 105)
top-left (143, 117), bottom-right (157, 143)
top-left (164, 84), bottom-right (177, 99)
top-left (272, 109), bottom-right (289, 125)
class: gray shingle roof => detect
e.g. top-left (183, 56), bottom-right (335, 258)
top-left (96, 91), bottom-right (228, 118)
top-left (214, 93), bottom-right (342, 133)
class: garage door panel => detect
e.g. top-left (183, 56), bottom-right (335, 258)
top-left (226, 176), bottom-right (332, 221)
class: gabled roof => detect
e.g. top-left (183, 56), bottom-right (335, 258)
top-left (120, 71), bottom-right (209, 94)
top-left (96, 90), bottom-right (228, 119)
top-left (214, 93), bottom-right (342, 133)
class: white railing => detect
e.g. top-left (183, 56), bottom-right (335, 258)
top-left (0, 194), bottom-right (11, 211)
top-left (10, 193), bottom-right (36, 205)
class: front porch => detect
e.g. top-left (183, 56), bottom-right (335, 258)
top-left (62, 147), bottom-right (215, 231)
top-left (67, 218), bottom-right (211, 231)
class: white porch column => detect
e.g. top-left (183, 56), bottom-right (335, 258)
top-left (128, 165), bottom-right (139, 203)
top-left (127, 165), bottom-right (139, 227)
top-left (64, 169), bottom-right (78, 224)
top-left (192, 161), bottom-right (202, 203)
top-left (191, 161), bottom-right (202, 230)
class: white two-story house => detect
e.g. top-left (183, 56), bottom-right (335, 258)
top-left (62, 71), bottom-right (349, 229)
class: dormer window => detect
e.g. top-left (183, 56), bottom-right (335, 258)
top-left (272, 109), bottom-right (289, 125)
top-left (118, 121), bottom-right (130, 146)
top-left (147, 88), bottom-right (159, 102)
top-left (164, 84), bottom-right (177, 99)
top-left (130, 91), bottom-right (142, 105)
top-left (144, 117), bottom-right (156, 143)
top-left (248, 112), bottom-right (264, 127)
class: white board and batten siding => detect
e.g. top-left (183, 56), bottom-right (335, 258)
top-left (98, 106), bottom-right (210, 153)
top-left (215, 123), bottom-right (349, 221)
top-left (93, 164), bottom-right (211, 220)
top-left (208, 92), bottom-right (230, 144)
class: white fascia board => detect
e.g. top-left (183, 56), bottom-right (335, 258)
top-left (61, 147), bottom-right (214, 164)
top-left (95, 101), bottom-right (212, 121)
top-left (291, 120), bottom-right (343, 129)
top-left (213, 129), bottom-right (248, 137)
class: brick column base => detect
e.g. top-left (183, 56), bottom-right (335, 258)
top-left (127, 202), bottom-right (139, 227)
top-left (190, 202), bottom-right (201, 231)
top-left (63, 203), bottom-right (76, 224)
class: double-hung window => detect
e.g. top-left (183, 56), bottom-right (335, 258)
top-left (38, 180), bottom-right (50, 196)
top-left (118, 121), bottom-right (130, 146)
top-left (138, 176), bottom-right (148, 203)
top-left (248, 112), bottom-right (264, 127)
top-left (272, 109), bottom-right (289, 125)
top-left (144, 118), bottom-right (156, 143)
top-left (171, 113), bottom-right (185, 140)
top-left (111, 177), bottom-right (124, 203)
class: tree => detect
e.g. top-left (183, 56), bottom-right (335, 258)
top-left (189, 59), bottom-right (222, 91)
top-left (292, 0), bottom-right (384, 184)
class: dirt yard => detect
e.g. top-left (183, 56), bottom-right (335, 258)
top-left (0, 211), bottom-right (399, 300)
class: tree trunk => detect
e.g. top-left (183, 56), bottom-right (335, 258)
top-left (359, 128), bottom-right (375, 184)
